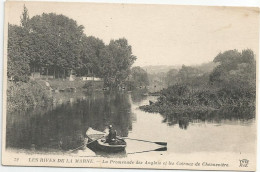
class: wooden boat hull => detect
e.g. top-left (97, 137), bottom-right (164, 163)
top-left (87, 137), bottom-right (126, 153)
top-left (86, 128), bottom-right (126, 153)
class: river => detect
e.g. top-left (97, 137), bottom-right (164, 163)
top-left (6, 90), bottom-right (256, 158)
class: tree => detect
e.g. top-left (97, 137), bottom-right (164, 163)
top-left (7, 6), bottom-right (32, 82)
top-left (77, 36), bottom-right (105, 77)
top-left (176, 65), bottom-right (202, 84)
top-left (7, 24), bottom-right (30, 82)
top-left (29, 13), bottom-right (85, 78)
top-left (9, 7), bottom-right (137, 84)
top-left (20, 5), bottom-right (30, 30)
top-left (130, 66), bottom-right (149, 87)
top-left (100, 38), bottom-right (136, 88)
top-left (209, 49), bottom-right (255, 85)
top-left (165, 68), bottom-right (178, 86)
top-left (209, 49), bottom-right (256, 101)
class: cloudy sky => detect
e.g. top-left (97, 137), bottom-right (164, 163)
top-left (5, 1), bottom-right (259, 67)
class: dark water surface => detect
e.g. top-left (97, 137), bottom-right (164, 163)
top-left (6, 90), bottom-right (256, 156)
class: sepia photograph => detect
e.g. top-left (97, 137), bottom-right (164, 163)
top-left (1, 1), bottom-right (259, 171)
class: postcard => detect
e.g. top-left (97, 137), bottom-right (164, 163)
top-left (2, 1), bottom-right (259, 171)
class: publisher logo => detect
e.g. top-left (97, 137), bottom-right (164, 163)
top-left (239, 159), bottom-right (249, 167)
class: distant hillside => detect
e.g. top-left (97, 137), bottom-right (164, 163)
top-left (142, 65), bottom-right (181, 74)
top-left (140, 62), bottom-right (218, 92)
top-left (191, 62), bottom-right (218, 73)
top-left (141, 62), bottom-right (217, 75)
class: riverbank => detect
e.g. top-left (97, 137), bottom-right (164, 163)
top-left (7, 79), bottom-right (105, 113)
top-left (139, 84), bottom-right (255, 119)
top-left (42, 78), bottom-right (104, 91)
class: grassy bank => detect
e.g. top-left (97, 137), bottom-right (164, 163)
top-left (7, 80), bottom-right (53, 113)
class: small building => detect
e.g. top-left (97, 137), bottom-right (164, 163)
top-left (69, 75), bottom-right (76, 81)
top-left (81, 77), bottom-right (102, 81)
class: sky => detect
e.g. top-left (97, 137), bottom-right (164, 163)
top-left (5, 1), bottom-right (259, 67)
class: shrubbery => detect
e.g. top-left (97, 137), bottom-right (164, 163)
top-left (7, 81), bottom-right (53, 112)
top-left (140, 49), bottom-right (256, 119)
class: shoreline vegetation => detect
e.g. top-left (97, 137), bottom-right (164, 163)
top-left (140, 49), bottom-right (256, 121)
top-left (7, 80), bottom-right (53, 113)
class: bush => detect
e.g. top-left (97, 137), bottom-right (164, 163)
top-left (7, 80), bottom-right (53, 113)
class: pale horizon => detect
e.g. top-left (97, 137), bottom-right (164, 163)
top-left (5, 2), bottom-right (259, 67)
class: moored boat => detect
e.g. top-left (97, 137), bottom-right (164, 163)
top-left (86, 128), bottom-right (126, 153)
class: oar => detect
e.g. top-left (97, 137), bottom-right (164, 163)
top-left (127, 146), bottom-right (167, 155)
top-left (69, 135), bottom-right (105, 152)
top-left (122, 137), bottom-right (167, 146)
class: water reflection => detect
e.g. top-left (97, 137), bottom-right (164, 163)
top-left (130, 89), bottom-right (149, 104)
top-left (6, 90), bottom-right (255, 155)
top-left (160, 106), bottom-right (255, 130)
top-left (6, 91), bottom-right (133, 152)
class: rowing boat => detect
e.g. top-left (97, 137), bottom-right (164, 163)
top-left (86, 128), bottom-right (126, 153)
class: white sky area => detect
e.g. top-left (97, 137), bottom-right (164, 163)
top-left (5, 1), bottom-right (259, 67)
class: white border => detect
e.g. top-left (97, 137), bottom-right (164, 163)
top-left (0, 1), bottom-right (259, 172)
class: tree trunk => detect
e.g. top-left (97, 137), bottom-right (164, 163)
top-left (33, 65), bottom-right (35, 78)
top-left (46, 68), bottom-right (49, 80)
top-left (39, 67), bottom-right (41, 77)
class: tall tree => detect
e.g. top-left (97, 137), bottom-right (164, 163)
top-left (130, 66), bottom-right (149, 87)
top-left (29, 13), bottom-right (85, 78)
top-left (209, 49), bottom-right (256, 92)
top-left (7, 5), bottom-right (32, 81)
top-left (78, 36), bottom-right (105, 77)
top-left (100, 38), bottom-right (136, 88)
top-left (7, 24), bottom-right (30, 82)
top-left (20, 5), bottom-right (30, 30)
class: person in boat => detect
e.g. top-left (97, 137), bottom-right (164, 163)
top-left (105, 125), bottom-right (117, 143)
top-left (102, 125), bottom-right (126, 145)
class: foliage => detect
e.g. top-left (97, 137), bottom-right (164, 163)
top-left (7, 6), bottom-right (136, 89)
top-left (77, 36), bottom-right (105, 77)
top-left (140, 49), bottom-right (256, 119)
top-left (210, 49), bottom-right (255, 90)
top-left (8, 4), bottom-right (31, 82)
top-left (165, 68), bottom-right (178, 86)
top-left (99, 38), bottom-right (136, 88)
top-left (129, 66), bottom-right (149, 88)
top-left (82, 81), bottom-right (104, 90)
top-left (165, 62), bottom-right (217, 87)
top-left (176, 65), bottom-right (204, 84)
top-left (7, 81), bottom-right (53, 113)
top-left (7, 24), bottom-right (31, 82)
top-left (29, 13), bottom-right (85, 77)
